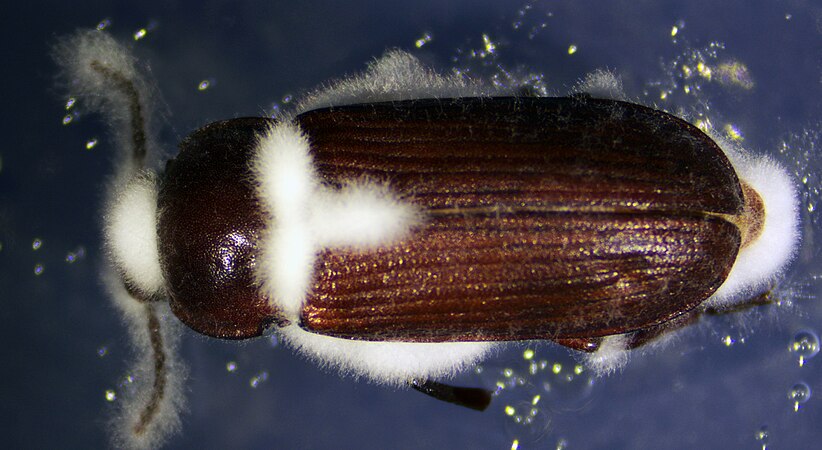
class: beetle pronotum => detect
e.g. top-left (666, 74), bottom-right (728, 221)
top-left (55, 29), bottom-right (799, 449)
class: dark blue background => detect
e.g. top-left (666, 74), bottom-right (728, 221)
top-left (3, 1), bottom-right (821, 448)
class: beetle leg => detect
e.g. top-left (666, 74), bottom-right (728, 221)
top-left (554, 312), bottom-right (703, 353)
top-left (558, 290), bottom-right (777, 356)
top-left (408, 378), bottom-right (493, 411)
top-left (630, 290), bottom-right (776, 349)
top-left (704, 290), bottom-right (775, 316)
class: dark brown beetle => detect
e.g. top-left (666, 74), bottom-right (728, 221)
top-left (57, 30), bottom-right (798, 449)
top-left (162, 96), bottom-right (760, 344)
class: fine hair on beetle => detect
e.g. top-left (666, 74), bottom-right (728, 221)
top-left (55, 28), bottom-right (800, 449)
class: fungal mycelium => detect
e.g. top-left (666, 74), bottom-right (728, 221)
top-left (55, 29), bottom-right (800, 449)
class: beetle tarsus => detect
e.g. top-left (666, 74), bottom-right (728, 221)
top-left (704, 290), bottom-right (775, 316)
top-left (408, 378), bottom-right (493, 412)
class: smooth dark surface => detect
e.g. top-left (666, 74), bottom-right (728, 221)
top-left (300, 97), bottom-right (741, 341)
top-left (410, 378), bottom-right (493, 411)
top-left (159, 118), bottom-right (280, 339)
top-left (299, 97), bottom-right (743, 214)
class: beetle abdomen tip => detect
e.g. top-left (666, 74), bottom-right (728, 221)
top-left (707, 150), bottom-right (800, 307)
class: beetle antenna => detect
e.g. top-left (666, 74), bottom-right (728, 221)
top-left (86, 54), bottom-right (171, 441)
top-left (54, 30), bottom-right (184, 448)
top-left (88, 59), bottom-right (148, 169)
top-left (132, 300), bottom-right (168, 436)
top-left (409, 378), bottom-right (493, 411)
top-left (104, 276), bottom-right (184, 450)
top-left (120, 284), bottom-right (171, 438)
top-left (704, 290), bottom-right (776, 315)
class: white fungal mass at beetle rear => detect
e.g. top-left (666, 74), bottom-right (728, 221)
top-left (55, 28), bottom-right (800, 450)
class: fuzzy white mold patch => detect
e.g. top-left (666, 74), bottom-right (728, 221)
top-left (251, 122), bottom-right (318, 319)
top-left (53, 29), bottom-right (141, 110)
top-left (310, 180), bottom-right (422, 248)
top-left (574, 69), bottom-right (627, 101)
top-left (251, 121), bottom-right (421, 319)
top-left (103, 269), bottom-right (186, 450)
top-left (279, 325), bottom-right (495, 385)
top-left (707, 135), bottom-right (800, 308)
top-left (295, 50), bottom-right (504, 113)
top-left (584, 334), bottom-right (631, 376)
top-left (104, 172), bottom-right (165, 296)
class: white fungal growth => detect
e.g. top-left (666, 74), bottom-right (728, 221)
top-left (278, 325), bottom-right (495, 385)
top-left (104, 172), bottom-right (164, 296)
top-left (584, 334), bottom-right (631, 376)
top-left (252, 120), bottom-right (421, 321)
top-left (295, 49), bottom-right (504, 113)
top-left (706, 134), bottom-right (801, 308)
top-left (104, 269), bottom-right (186, 450)
top-left (253, 110), bottom-right (463, 384)
top-left (311, 180), bottom-right (422, 249)
top-left (575, 69), bottom-right (627, 101)
top-left (251, 122), bottom-right (319, 319)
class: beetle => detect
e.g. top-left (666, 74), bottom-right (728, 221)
top-left (55, 29), bottom-right (799, 449)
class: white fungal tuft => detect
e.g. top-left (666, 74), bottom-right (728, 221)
top-left (707, 135), bottom-right (801, 308)
top-left (104, 172), bottom-right (164, 296)
top-left (54, 29), bottom-right (139, 86)
top-left (311, 180), bottom-right (421, 248)
top-left (584, 334), bottom-right (631, 376)
top-left (574, 69), bottom-right (627, 100)
top-left (278, 325), bottom-right (495, 385)
top-left (103, 269), bottom-right (187, 450)
top-left (296, 50), bottom-right (503, 113)
top-left (252, 122), bottom-right (319, 319)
